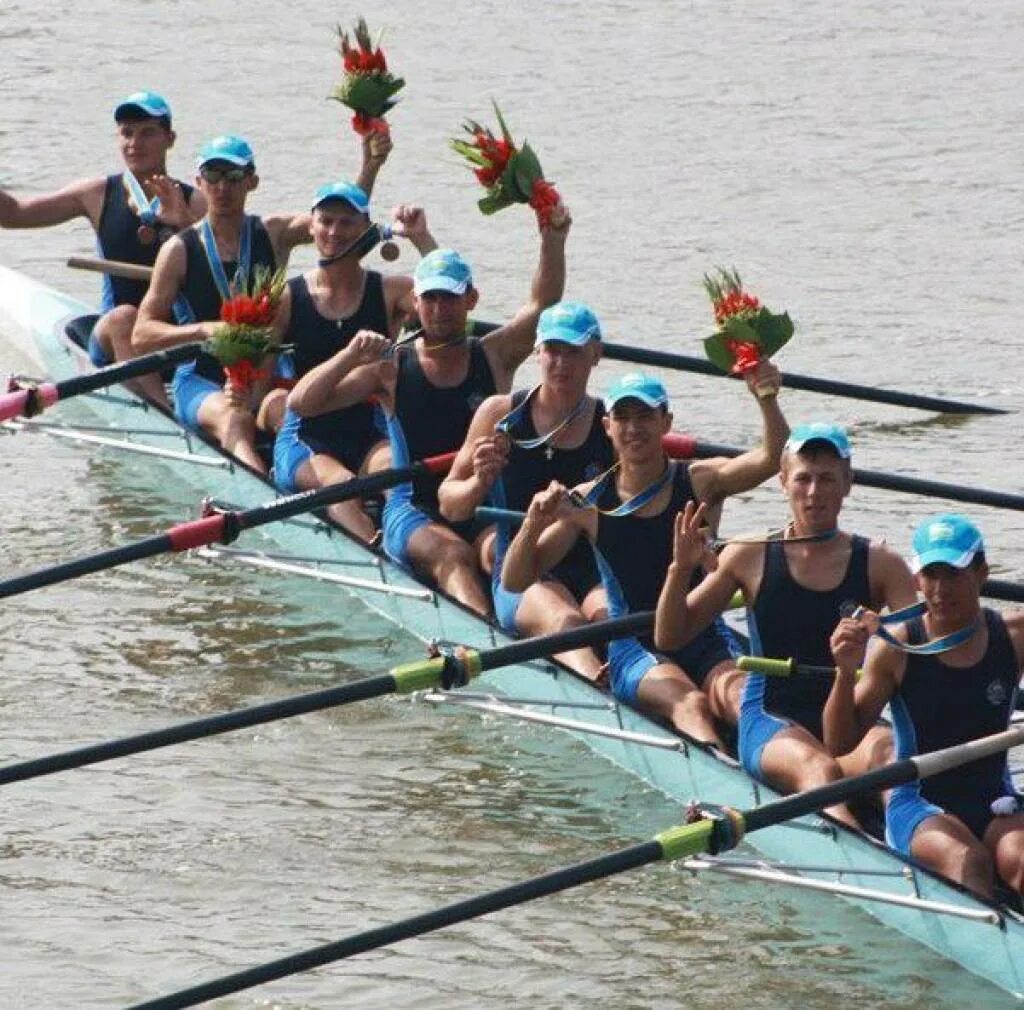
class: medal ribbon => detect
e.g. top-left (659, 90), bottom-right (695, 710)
top-left (123, 170), bottom-right (161, 227)
top-left (200, 215), bottom-right (253, 300)
top-left (573, 459), bottom-right (675, 517)
top-left (849, 601), bottom-right (979, 655)
top-left (495, 384), bottom-right (589, 452)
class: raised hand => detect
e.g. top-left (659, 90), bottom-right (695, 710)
top-left (151, 175), bottom-right (192, 230)
top-left (542, 201), bottom-right (572, 236)
top-left (363, 129), bottom-right (393, 168)
top-left (671, 499), bottom-right (712, 571)
top-left (744, 358), bottom-right (781, 399)
top-left (347, 328), bottom-right (392, 366)
top-left (391, 204), bottom-right (428, 243)
top-left (524, 480), bottom-right (577, 530)
top-left (829, 610), bottom-right (877, 676)
top-left (470, 434), bottom-right (509, 487)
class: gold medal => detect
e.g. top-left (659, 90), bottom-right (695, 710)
top-left (380, 240), bottom-right (400, 262)
top-left (137, 224), bottom-right (156, 245)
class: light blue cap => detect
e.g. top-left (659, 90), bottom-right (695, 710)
top-left (606, 372), bottom-right (668, 410)
top-left (414, 249), bottom-right (473, 296)
top-left (114, 91), bottom-right (172, 122)
top-left (535, 301), bottom-right (602, 347)
top-left (312, 181), bottom-right (369, 214)
top-left (784, 421), bottom-right (851, 460)
top-left (196, 134), bottom-right (255, 170)
top-left (911, 513), bottom-right (984, 573)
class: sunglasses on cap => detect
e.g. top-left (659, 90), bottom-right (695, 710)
top-left (200, 165), bottom-right (251, 184)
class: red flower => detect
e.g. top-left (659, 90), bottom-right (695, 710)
top-left (529, 179), bottom-right (561, 227)
top-left (224, 359), bottom-right (270, 391)
top-left (723, 338), bottom-right (761, 374)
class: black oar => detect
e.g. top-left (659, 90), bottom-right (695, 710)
top-left (671, 435), bottom-right (1024, 512)
top-left (128, 722), bottom-right (1024, 1010)
top-left (603, 342), bottom-right (1007, 416)
top-left (0, 453), bottom-right (455, 601)
top-left (0, 343), bottom-right (202, 422)
top-left (0, 612), bottom-right (651, 787)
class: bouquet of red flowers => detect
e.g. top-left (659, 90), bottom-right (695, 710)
top-left (702, 267), bottom-right (793, 378)
top-left (209, 266), bottom-right (287, 390)
top-left (330, 18), bottom-right (404, 136)
top-left (450, 102), bottom-right (562, 227)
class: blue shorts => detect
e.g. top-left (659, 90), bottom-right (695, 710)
top-left (661, 620), bottom-right (740, 687)
top-left (381, 489), bottom-right (433, 567)
top-left (171, 363), bottom-right (220, 430)
top-left (491, 552), bottom-right (523, 634)
top-left (737, 703), bottom-right (792, 778)
top-left (273, 410), bottom-right (379, 494)
top-left (87, 326), bottom-right (112, 368)
top-left (607, 636), bottom-right (658, 706)
top-left (885, 784), bottom-right (944, 855)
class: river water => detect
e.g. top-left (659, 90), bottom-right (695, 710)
top-left (1, 1), bottom-right (1023, 1007)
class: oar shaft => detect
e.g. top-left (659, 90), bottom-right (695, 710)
top-left (56, 343), bottom-right (201, 399)
top-left (67, 255), bottom-right (153, 282)
top-left (128, 840), bottom-right (663, 1010)
top-left (479, 612), bottom-right (654, 671)
top-left (0, 674), bottom-right (398, 786)
top-left (602, 343), bottom-right (1007, 415)
top-left (682, 440), bottom-right (1024, 512)
top-left (984, 579), bottom-right (1024, 604)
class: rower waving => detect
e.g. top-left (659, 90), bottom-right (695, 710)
top-left (655, 423), bottom-right (917, 825)
top-left (499, 368), bottom-right (788, 744)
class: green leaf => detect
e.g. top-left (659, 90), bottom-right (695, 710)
top-left (478, 190), bottom-right (516, 216)
top-left (511, 143), bottom-right (543, 201)
top-left (492, 100), bottom-right (514, 145)
top-left (751, 310), bottom-right (794, 357)
top-left (721, 317), bottom-right (760, 346)
top-left (703, 334), bottom-right (736, 374)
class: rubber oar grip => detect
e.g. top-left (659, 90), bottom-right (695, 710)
top-left (737, 655), bottom-right (797, 677)
top-left (0, 383), bottom-right (58, 422)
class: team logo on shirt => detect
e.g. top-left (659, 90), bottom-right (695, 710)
top-left (583, 461), bottom-right (603, 480)
top-left (986, 679), bottom-right (1008, 706)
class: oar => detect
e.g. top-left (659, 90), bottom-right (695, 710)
top-left (67, 255), bottom-right (153, 282)
top-left (602, 342), bottom-right (1008, 416)
top-left (128, 723), bottom-right (1024, 1010)
top-left (0, 343), bottom-right (202, 422)
top-left (0, 454), bottom-right (455, 601)
top-left (662, 434), bottom-right (1024, 513)
top-left (0, 612), bottom-right (652, 787)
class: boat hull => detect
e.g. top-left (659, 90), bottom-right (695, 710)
top-left (1, 263), bottom-right (1021, 998)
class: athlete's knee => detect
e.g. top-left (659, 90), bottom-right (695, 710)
top-left (995, 841), bottom-right (1024, 893)
top-left (428, 537), bottom-right (477, 581)
top-left (797, 751), bottom-right (844, 790)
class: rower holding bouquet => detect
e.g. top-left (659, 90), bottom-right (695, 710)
top-left (0, 91), bottom-right (204, 404)
top-left (498, 365), bottom-right (787, 744)
top-left (825, 515), bottom-right (1024, 897)
top-left (287, 206), bottom-right (572, 611)
top-left (133, 133), bottom-right (384, 472)
top-left (655, 423), bottom-right (917, 825)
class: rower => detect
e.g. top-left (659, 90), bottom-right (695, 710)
top-left (270, 180), bottom-right (437, 540)
top-left (655, 423), bottom-right (917, 826)
top-left (0, 91), bottom-right (203, 405)
top-left (286, 206), bottom-right (572, 611)
top-left (826, 514), bottom-right (1024, 898)
top-left (500, 367), bottom-right (788, 744)
top-left (134, 134), bottom-right (382, 472)
top-left (438, 302), bottom-right (613, 677)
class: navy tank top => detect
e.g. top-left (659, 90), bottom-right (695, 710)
top-left (394, 337), bottom-right (496, 509)
top-left (499, 390), bottom-right (614, 512)
top-left (594, 462), bottom-right (696, 612)
top-left (286, 272), bottom-right (385, 450)
top-left (891, 609), bottom-right (1018, 830)
top-left (177, 218), bottom-right (277, 384)
top-left (751, 535), bottom-right (871, 738)
top-left (96, 173), bottom-right (195, 311)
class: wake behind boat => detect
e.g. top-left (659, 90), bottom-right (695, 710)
top-left (2, 263), bottom-right (1024, 1000)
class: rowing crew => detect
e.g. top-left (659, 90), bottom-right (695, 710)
top-left (5, 91), bottom-right (1022, 903)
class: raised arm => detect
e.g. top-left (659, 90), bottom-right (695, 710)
top-left (354, 131), bottom-right (392, 199)
top-left (823, 613), bottom-right (902, 757)
top-left (502, 482), bottom-right (596, 592)
top-left (134, 238), bottom-right (218, 351)
top-left (689, 360), bottom-right (789, 504)
top-left (480, 205), bottom-right (572, 389)
top-left (0, 177), bottom-right (104, 230)
top-left (387, 204), bottom-right (439, 330)
top-left (437, 396), bottom-right (511, 522)
top-left (287, 330), bottom-right (391, 417)
top-left (655, 502), bottom-right (743, 650)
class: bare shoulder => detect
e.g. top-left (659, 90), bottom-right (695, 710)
top-left (717, 540), bottom-right (762, 594)
top-left (1001, 609), bottom-right (1024, 666)
top-left (867, 538), bottom-right (916, 608)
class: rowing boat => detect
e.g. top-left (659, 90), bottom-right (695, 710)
top-left (2, 263), bottom-right (1022, 999)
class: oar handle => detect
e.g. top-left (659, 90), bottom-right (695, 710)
top-left (737, 655), bottom-right (861, 679)
top-left (475, 506), bottom-right (526, 524)
top-left (67, 255), bottom-right (153, 282)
